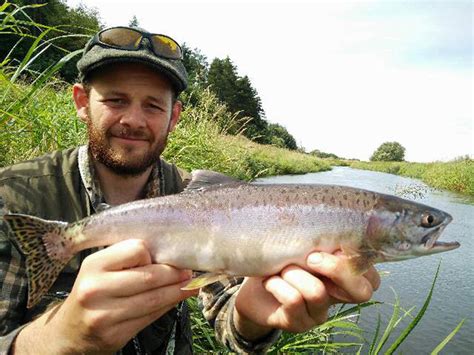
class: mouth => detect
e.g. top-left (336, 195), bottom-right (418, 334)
top-left (110, 126), bottom-right (151, 143)
top-left (112, 135), bottom-right (149, 144)
top-left (421, 225), bottom-right (460, 252)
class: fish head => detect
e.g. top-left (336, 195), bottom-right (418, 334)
top-left (366, 195), bottom-right (459, 262)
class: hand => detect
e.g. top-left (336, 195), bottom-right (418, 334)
top-left (233, 252), bottom-right (381, 340)
top-left (14, 239), bottom-right (198, 354)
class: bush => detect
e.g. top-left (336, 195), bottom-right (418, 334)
top-left (370, 142), bottom-right (405, 162)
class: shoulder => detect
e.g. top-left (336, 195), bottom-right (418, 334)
top-left (0, 147), bottom-right (80, 182)
top-left (0, 147), bottom-right (81, 215)
top-left (160, 158), bottom-right (191, 194)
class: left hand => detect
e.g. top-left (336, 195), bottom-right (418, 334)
top-left (233, 251), bottom-right (381, 339)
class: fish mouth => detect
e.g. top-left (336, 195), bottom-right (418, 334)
top-left (421, 224), bottom-right (460, 252)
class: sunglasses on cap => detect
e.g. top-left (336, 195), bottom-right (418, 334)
top-left (86, 26), bottom-right (183, 60)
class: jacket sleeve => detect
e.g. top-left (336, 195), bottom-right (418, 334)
top-left (0, 218), bottom-right (29, 353)
top-left (199, 277), bottom-right (281, 354)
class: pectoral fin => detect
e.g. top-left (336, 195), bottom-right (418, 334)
top-left (341, 245), bottom-right (377, 275)
top-left (346, 254), bottom-right (376, 275)
top-left (181, 272), bottom-right (230, 290)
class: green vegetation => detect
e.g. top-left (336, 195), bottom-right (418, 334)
top-left (183, 46), bottom-right (299, 149)
top-left (186, 263), bottom-right (465, 354)
top-left (0, 0), bottom-right (100, 82)
top-left (0, 2), bottom-right (323, 176)
top-left (165, 88), bottom-right (330, 179)
top-left (350, 160), bottom-right (474, 196)
top-left (0, 2), bottom-right (466, 353)
top-left (309, 149), bottom-right (342, 160)
top-left (0, 74), bottom-right (326, 177)
top-left (370, 141), bottom-right (406, 162)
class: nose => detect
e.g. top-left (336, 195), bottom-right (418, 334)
top-left (119, 103), bottom-right (146, 129)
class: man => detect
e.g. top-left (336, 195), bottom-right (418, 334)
top-left (0, 26), bottom-right (380, 354)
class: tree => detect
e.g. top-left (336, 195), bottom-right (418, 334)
top-left (207, 57), bottom-right (268, 142)
top-left (182, 44), bottom-right (208, 89)
top-left (128, 15), bottom-right (139, 28)
top-left (370, 142), bottom-right (406, 161)
top-left (310, 149), bottom-right (340, 159)
top-left (267, 123), bottom-right (298, 150)
top-left (0, 0), bottom-right (101, 82)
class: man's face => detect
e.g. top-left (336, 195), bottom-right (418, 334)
top-left (74, 63), bottom-right (181, 176)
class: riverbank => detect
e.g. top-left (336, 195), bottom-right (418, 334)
top-left (0, 76), bottom-right (330, 178)
top-left (347, 160), bottom-right (474, 196)
top-left (258, 167), bottom-right (471, 354)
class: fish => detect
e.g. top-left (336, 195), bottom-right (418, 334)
top-left (3, 170), bottom-right (460, 308)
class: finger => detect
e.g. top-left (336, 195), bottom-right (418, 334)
top-left (85, 239), bottom-right (152, 272)
top-left (307, 252), bottom-right (374, 303)
top-left (363, 266), bottom-right (381, 291)
top-left (264, 276), bottom-right (302, 307)
top-left (112, 279), bottom-right (198, 321)
top-left (333, 250), bottom-right (381, 291)
top-left (234, 277), bottom-right (282, 327)
top-left (98, 264), bottom-right (193, 297)
top-left (280, 265), bottom-right (330, 324)
top-left (263, 276), bottom-right (314, 331)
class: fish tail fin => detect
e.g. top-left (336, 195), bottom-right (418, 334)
top-left (3, 213), bottom-right (73, 308)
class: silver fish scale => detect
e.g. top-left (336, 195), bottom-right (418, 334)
top-left (75, 184), bottom-right (371, 276)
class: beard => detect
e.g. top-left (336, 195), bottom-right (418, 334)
top-left (86, 112), bottom-right (169, 177)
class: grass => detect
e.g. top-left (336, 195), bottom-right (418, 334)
top-left (164, 87), bottom-right (330, 180)
top-left (0, 75), bottom-right (329, 179)
top-left (0, 4), bottom-right (466, 353)
top-left (350, 160), bottom-right (474, 196)
top-left (185, 264), bottom-right (465, 354)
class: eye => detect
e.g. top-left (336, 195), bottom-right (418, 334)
top-left (421, 213), bottom-right (436, 227)
top-left (103, 98), bottom-right (126, 106)
top-left (146, 102), bottom-right (165, 112)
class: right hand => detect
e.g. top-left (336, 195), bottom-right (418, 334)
top-left (47, 239), bottom-right (197, 353)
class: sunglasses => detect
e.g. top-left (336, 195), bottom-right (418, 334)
top-left (86, 27), bottom-right (183, 60)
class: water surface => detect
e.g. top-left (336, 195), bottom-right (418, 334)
top-left (257, 167), bottom-right (473, 353)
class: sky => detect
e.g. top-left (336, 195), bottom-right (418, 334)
top-left (66, 0), bottom-right (473, 162)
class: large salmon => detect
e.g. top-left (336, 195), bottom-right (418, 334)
top-left (3, 170), bottom-right (459, 308)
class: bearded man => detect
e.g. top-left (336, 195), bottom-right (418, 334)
top-left (0, 26), bottom-right (379, 354)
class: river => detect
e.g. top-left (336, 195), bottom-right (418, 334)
top-left (256, 167), bottom-right (473, 354)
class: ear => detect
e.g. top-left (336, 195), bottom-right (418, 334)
top-left (72, 83), bottom-right (90, 123)
top-left (168, 100), bottom-right (182, 132)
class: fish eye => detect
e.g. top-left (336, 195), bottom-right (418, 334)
top-left (421, 213), bottom-right (436, 227)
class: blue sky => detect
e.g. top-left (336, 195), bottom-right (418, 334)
top-left (67, 0), bottom-right (472, 162)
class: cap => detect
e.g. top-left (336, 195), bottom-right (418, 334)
top-left (77, 30), bottom-right (188, 93)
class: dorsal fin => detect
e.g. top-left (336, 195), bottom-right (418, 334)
top-left (185, 170), bottom-right (244, 192)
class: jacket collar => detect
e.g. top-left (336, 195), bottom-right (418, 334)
top-left (77, 145), bottom-right (163, 212)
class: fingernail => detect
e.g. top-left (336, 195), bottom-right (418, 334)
top-left (308, 253), bottom-right (323, 265)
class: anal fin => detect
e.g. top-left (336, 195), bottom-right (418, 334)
top-left (181, 272), bottom-right (230, 290)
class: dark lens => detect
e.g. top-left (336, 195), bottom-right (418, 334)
top-left (151, 35), bottom-right (182, 59)
top-left (99, 28), bottom-right (142, 49)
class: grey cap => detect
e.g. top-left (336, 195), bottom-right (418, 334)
top-left (77, 32), bottom-right (188, 93)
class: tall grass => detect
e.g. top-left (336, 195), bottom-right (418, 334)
top-left (0, 75), bottom-right (328, 178)
top-left (350, 160), bottom-right (474, 196)
top-left (185, 264), bottom-right (464, 354)
top-left (164, 87), bottom-right (330, 180)
top-left (0, 4), bottom-right (464, 353)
